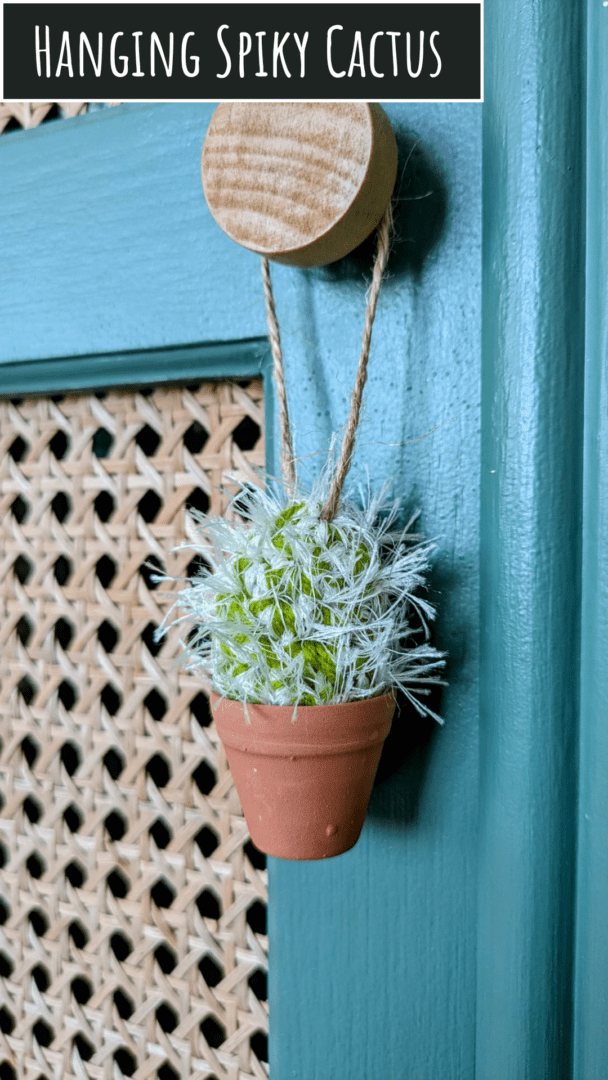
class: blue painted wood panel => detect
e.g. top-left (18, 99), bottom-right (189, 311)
top-left (0, 103), bottom-right (268, 362)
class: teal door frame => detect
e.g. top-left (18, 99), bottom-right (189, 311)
top-left (479, 5), bottom-right (608, 1079)
top-left (573, 2), bottom-right (608, 1077)
top-left (1, 2), bottom-right (607, 1073)
top-left (477, 3), bottom-right (585, 1077)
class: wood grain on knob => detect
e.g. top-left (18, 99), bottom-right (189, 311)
top-left (202, 103), bottom-right (397, 267)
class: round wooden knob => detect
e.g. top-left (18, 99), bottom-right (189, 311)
top-left (202, 102), bottom-right (397, 268)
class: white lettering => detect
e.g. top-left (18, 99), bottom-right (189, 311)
top-left (430, 31), bottom-right (442, 77)
top-left (406, 31), bottom-right (424, 78)
top-left (327, 25), bottom-right (345, 78)
top-left (110, 32), bottom-right (128, 77)
top-left (273, 31), bottom-right (290, 78)
top-left (217, 24), bottom-right (231, 78)
top-left (369, 32), bottom-right (384, 78)
top-left (151, 32), bottom-right (174, 76)
top-left (293, 31), bottom-right (308, 78)
top-left (386, 31), bottom-right (401, 77)
top-left (256, 31), bottom-right (267, 76)
top-left (79, 32), bottom-right (102, 77)
top-left (55, 31), bottom-right (74, 77)
top-left (35, 25), bottom-right (51, 77)
top-left (132, 31), bottom-right (144, 77)
top-left (239, 32), bottom-right (252, 78)
top-left (181, 32), bottom-right (199, 77)
top-left (347, 31), bottom-right (365, 78)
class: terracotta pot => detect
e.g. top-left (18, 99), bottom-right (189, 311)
top-left (211, 692), bottom-right (396, 860)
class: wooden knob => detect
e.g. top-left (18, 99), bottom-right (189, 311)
top-left (202, 102), bottom-right (397, 268)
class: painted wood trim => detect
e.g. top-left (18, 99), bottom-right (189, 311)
top-left (572, 3), bottom-right (608, 1076)
top-left (477, 4), bottom-right (586, 1078)
top-left (0, 338), bottom-right (270, 391)
top-left (0, 336), bottom-right (275, 472)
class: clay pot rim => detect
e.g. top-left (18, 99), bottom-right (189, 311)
top-left (210, 689), bottom-right (396, 718)
top-left (210, 690), bottom-right (396, 756)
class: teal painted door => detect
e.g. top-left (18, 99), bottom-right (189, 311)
top-left (1, 5), bottom-right (606, 1073)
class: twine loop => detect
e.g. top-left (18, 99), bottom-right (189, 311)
top-left (261, 203), bottom-right (393, 522)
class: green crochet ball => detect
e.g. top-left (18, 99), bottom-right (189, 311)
top-left (214, 503), bottom-right (373, 704)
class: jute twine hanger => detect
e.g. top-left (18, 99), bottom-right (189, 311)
top-left (261, 202), bottom-right (394, 523)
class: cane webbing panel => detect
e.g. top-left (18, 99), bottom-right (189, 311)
top-left (0, 103), bottom-right (120, 134)
top-left (0, 382), bottom-right (268, 1080)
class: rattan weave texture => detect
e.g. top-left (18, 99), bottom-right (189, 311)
top-left (0, 383), bottom-right (268, 1080)
top-left (0, 103), bottom-right (88, 133)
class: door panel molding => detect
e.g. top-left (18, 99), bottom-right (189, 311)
top-left (0, 339), bottom-right (275, 477)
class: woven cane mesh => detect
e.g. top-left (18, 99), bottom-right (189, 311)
top-left (0, 102), bottom-right (120, 134)
top-left (0, 382), bottom-right (268, 1080)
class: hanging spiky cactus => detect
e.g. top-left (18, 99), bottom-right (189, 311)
top-left (160, 466), bottom-right (445, 721)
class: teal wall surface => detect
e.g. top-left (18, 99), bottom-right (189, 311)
top-left (1, 4), bottom-right (605, 1070)
top-left (267, 102), bottom-right (481, 1080)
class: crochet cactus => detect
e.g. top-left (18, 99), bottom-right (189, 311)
top-left (162, 471), bottom-right (445, 720)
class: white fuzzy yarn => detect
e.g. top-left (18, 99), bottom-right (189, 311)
top-left (159, 470), bottom-right (446, 721)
